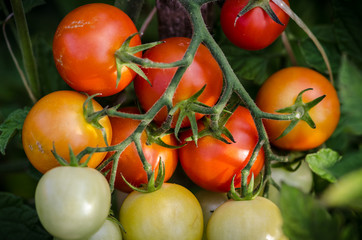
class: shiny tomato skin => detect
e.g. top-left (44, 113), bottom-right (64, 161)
top-left (133, 37), bottom-right (223, 128)
top-left (207, 197), bottom-right (287, 240)
top-left (220, 0), bottom-right (290, 50)
top-left (22, 91), bottom-right (112, 174)
top-left (119, 183), bottom-right (203, 240)
top-left (53, 3), bottom-right (141, 97)
top-left (178, 106), bottom-right (265, 192)
top-left (255, 67), bottom-right (340, 150)
top-left (35, 166), bottom-right (111, 240)
top-left (102, 107), bottom-right (178, 193)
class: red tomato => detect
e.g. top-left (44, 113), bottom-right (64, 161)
top-left (220, 0), bottom-right (290, 50)
top-left (255, 67), bottom-right (340, 150)
top-left (178, 106), bottom-right (265, 192)
top-left (53, 3), bottom-right (141, 97)
top-left (102, 107), bottom-right (178, 193)
top-left (22, 91), bottom-right (112, 174)
top-left (133, 37), bottom-right (223, 128)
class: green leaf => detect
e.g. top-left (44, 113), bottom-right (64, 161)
top-left (0, 107), bottom-right (30, 155)
top-left (337, 56), bottom-right (362, 135)
top-left (332, 0), bottom-right (362, 66)
top-left (321, 168), bottom-right (362, 211)
top-left (279, 184), bottom-right (339, 240)
top-left (0, 192), bottom-right (51, 240)
top-left (298, 26), bottom-right (340, 74)
top-left (306, 148), bottom-right (341, 183)
top-left (328, 150), bottom-right (362, 179)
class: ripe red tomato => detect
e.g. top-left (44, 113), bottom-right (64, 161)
top-left (255, 66), bottom-right (340, 150)
top-left (102, 107), bottom-right (178, 193)
top-left (53, 3), bottom-right (141, 97)
top-left (22, 91), bottom-right (112, 174)
top-left (133, 37), bottom-right (223, 128)
top-left (220, 0), bottom-right (290, 50)
top-left (178, 106), bottom-right (265, 192)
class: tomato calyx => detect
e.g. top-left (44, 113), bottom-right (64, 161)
top-left (83, 94), bottom-right (110, 147)
top-left (275, 88), bottom-right (326, 140)
top-left (234, 0), bottom-right (285, 26)
top-left (114, 33), bottom-right (162, 86)
top-left (145, 123), bottom-right (185, 149)
top-left (121, 158), bottom-right (166, 193)
top-left (51, 144), bottom-right (96, 168)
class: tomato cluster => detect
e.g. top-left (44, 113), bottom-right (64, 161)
top-left (19, 1), bottom-right (341, 240)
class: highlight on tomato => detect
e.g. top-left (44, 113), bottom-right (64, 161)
top-left (133, 37), bottom-right (223, 128)
top-left (178, 106), bottom-right (265, 192)
top-left (22, 90), bottom-right (112, 174)
top-left (220, 0), bottom-right (290, 50)
top-left (119, 183), bottom-right (203, 240)
top-left (53, 3), bottom-right (141, 97)
top-left (35, 166), bottom-right (111, 240)
top-left (101, 107), bottom-right (178, 193)
top-left (255, 66), bottom-right (340, 151)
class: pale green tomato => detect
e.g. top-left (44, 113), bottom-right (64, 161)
top-left (119, 183), bottom-right (203, 240)
top-left (35, 166), bottom-right (111, 240)
top-left (194, 189), bottom-right (228, 240)
top-left (88, 219), bottom-right (122, 240)
top-left (269, 160), bottom-right (313, 205)
top-left (207, 197), bottom-right (287, 240)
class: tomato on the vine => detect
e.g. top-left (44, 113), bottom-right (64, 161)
top-left (119, 183), bottom-right (203, 240)
top-left (53, 3), bottom-right (141, 97)
top-left (207, 197), bottom-right (287, 240)
top-left (220, 0), bottom-right (290, 50)
top-left (101, 107), bottom-right (178, 193)
top-left (35, 166), bottom-right (111, 240)
top-left (133, 37), bottom-right (223, 128)
top-left (22, 90), bottom-right (112, 174)
top-left (178, 106), bottom-right (265, 192)
top-left (88, 219), bottom-right (122, 240)
top-left (255, 66), bottom-right (340, 150)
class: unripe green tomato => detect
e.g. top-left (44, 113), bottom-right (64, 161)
top-left (207, 197), bottom-right (287, 240)
top-left (35, 166), bottom-right (111, 240)
top-left (268, 160), bottom-right (313, 205)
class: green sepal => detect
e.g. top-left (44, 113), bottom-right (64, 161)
top-left (234, 0), bottom-right (284, 26)
top-left (83, 94), bottom-right (109, 147)
top-left (51, 142), bottom-right (69, 166)
top-left (275, 88), bottom-right (326, 140)
top-left (120, 158), bottom-right (166, 193)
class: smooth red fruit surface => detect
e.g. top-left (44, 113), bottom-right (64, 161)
top-left (178, 106), bottom-right (265, 192)
top-left (53, 3), bottom-right (141, 97)
top-left (102, 107), bottom-right (178, 193)
top-left (133, 37), bottom-right (223, 128)
top-left (255, 67), bottom-right (340, 150)
top-left (220, 0), bottom-right (290, 50)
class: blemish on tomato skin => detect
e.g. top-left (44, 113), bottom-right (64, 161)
top-left (36, 141), bottom-right (44, 153)
top-left (28, 144), bottom-right (33, 151)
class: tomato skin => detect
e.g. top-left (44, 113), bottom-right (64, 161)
top-left (207, 197), bottom-right (286, 240)
top-left (102, 107), bottom-right (178, 193)
top-left (268, 160), bottom-right (313, 205)
top-left (220, 0), bottom-right (290, 50)
top-left (22, 90), bottom-right (112, 174)
top-left (194, 189), bottom-right (228, 240)
top-left (178, 106), bottom-right (265, 192)
top-left (119, 183), bottom-right (203, 240)
top-left (133, 37), bottom-right (223, 128)
top-left (255, 67), bottom-right (340, 150)
top-left (88, 219), bottom-right (122, 240)
top-left (35, 166), bottom-right (111, 240)
top-left (53, 3), bottom-right (141, 97)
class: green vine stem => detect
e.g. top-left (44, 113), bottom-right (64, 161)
top-left (79, 0), bottom-right (318, 195)
top-left (10, 0), bottom-right (40, 101)
top-left (271, 0), bottom-right (334, 84)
